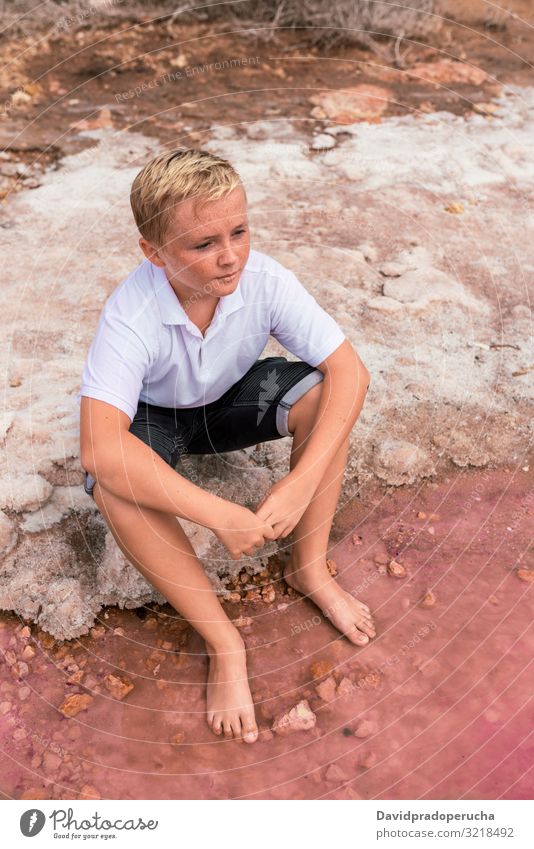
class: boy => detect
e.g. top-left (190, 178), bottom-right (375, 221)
top-left (78, 148), bottom-right (374, 745)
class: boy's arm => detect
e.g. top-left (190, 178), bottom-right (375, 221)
top-left (255, 339), bottom-right (370, 534)
top-left (289, 338), bottom-right (370, 489)
top-left (80, 398), bottom-right (275, 558)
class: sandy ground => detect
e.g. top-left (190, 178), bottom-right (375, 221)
top-left (1, 467), bottom-right (532, 801)
top-left (0, 2), bottom-right (533, 799)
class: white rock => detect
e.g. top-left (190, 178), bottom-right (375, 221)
top-left (373, 440), bottom-right (435, 486)
top-left (0, 474), bottom-right (53, 512)
top-left (379, 261), bottom-right (408, 277)
top-left (382, 267), bottom-right (479, 310)
top-left (367, 296), bottom-right (404, 312)
top-left (0, 511), bottom-right (17, 557)
top-left (272, 699), bottom-right (317, 735)
top-left (311, 133), bottom-right (336, 150)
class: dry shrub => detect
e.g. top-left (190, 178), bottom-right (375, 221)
top-left (204, 0), bottom-right (446, 46)
top-left (2, 0), bottom-right (446, 50)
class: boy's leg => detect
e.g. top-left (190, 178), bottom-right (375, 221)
top-left (92, 480), bottom-right (259, 742)
top-left (283, 383), bottom-right (376, 645)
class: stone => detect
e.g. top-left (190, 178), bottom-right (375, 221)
top-left (67, 670), bottom-right (84, 684)
top-left (15, 661), bottom-right (29, 677)
top-left (58, 693), bottom-right (93, 717)
top-left (103, 673), bottom-right (134, 700)
top-left (367, 296), bottom-right (404, 313)
top-left (13, 727), bottom-right (28, 740)
top-left (225, 592), bottom-right (241, 603)
top-left (382, 267), bottom-right (476, 310)
top-left (0, 474), bottom-right (53, 512)
top-left (261, 585), bottom-right (276, 603)
top-left (374, 553), bottom-right (389, 565)
top-left (326, 559), bottom-right (338, 577)
top-left (244, 590), bottom-right (261, 603)
top-left (232, 616), bottom-right (253, 628)
top-left (315, 676), bottom-right (337, 702)
top-left (169, 730), bottom-right (185, 744)
top-left (444, 201), bottom-right (464, 214)
top-left (259, 728), bottom-right (274, 742)
top-left (272, 700), bottom-right (317, 736)
top-left (406, 59), bottom-right (487, 86)
top-left (21, 645), bottom-right (35, 660)
top-left (420, 589), bottom-right (437, 607)
top-left (379, 261), bottom-right (407, 277)
top-left (387, 560), bottom-right (407, 578)
top-left (311, 133), bottom-right (336, 151)
top-left (309, 84), bottom-right (390, 124)
top-left (354, 719), bottom-right (378, 738)
top-left (43, 751), bottom-right (62, 773)
top-left (359, 750), bottom-right (378, 769)
top-left (325, 763), bottom-right (349, 783)
top-left (516, 569), bottom-right (534, 584)
top-left (373, 439), bottom-right (435, 486)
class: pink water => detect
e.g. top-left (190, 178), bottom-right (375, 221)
top-left (1, 467), bottom-right (532, 800)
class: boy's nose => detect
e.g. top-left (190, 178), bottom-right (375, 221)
top-left (217, 243), bottom-right (237, 267)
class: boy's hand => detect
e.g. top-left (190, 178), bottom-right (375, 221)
top-left (255, 473), bottom-right (313, 539)
top-left (212, 503), bottom-right (276, 560)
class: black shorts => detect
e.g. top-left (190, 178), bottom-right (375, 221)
top-left (83, 356), bottom-right (324, 500)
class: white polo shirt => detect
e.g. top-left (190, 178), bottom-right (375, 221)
top-left (77, 248), bottom-right (346, 422)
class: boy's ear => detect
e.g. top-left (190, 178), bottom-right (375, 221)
top-left (139, 237), bottom-right (165, 267)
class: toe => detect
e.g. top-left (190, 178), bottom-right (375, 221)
top-left (347, 627), bottom-right (369, 645)
top-left (212, 719), bottom-right (223, 736)
top-left (360, 619), bottom-right (376, 638)
top-left (223, 721), bottom-right (233, 738)
top-left (230, 719), bottom-right (243, 740)
top-left (242, 719), bottom-right (259, 744)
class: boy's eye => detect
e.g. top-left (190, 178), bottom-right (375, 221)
top-left (193, 228), bottom-right (247, 251)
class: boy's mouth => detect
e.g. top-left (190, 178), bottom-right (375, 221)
top-left (215, 270), bottom-right (239, 284)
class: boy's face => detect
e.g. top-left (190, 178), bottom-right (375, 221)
top-left (139, 186), bottom-right (250, 306)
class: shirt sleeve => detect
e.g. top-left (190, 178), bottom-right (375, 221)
top-left (269, 267), bottom-right (346, 367)
top-left (77, 305), bottom-right (150, 423)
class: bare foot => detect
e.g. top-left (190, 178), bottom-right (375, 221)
top-left (284, 553), bottom-right (376, 646)
top-left (206, 634), bottom-right (259, 743)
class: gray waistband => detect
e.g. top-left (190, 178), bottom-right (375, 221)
top-left (275, 369), bottom-right (324, 436)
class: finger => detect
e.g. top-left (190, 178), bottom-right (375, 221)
top-left (262, 525), bottom-right (276, 540)
top-left (255, 504), bottom-right (272, 522)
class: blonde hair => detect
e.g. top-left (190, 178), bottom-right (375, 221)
top-left (130, 148), bottom-right (243, 249)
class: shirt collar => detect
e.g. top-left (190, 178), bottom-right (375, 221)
top-left (151, 262), bottom-right (245, 326)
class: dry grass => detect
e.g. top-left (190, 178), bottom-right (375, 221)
top-left (1, 0), bottom-right (446, 54)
